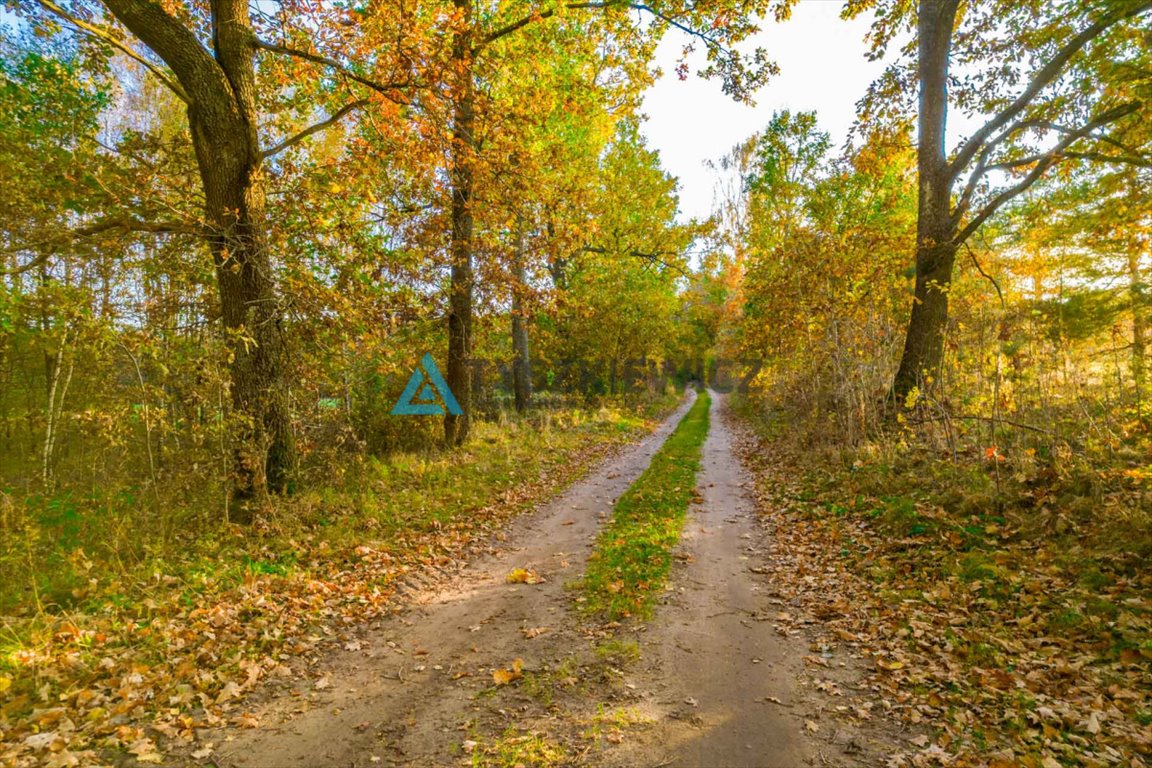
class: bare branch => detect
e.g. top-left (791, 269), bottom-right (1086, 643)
top-left (35, 0), bottom-right (189, 103)
top-left (965, 242), bottom-right (1004, 309)
top-left (0, 251), bottom-right (52, 276)
top-left (952, 118), bottom-right (1042, 222)
top-left (254, 39), bottom-right (415, 104)
top-left (954, 102), bottom-right (1141, 245)
top-left (479, 0), bottom-right (732, 63)
top-left (2, 217), bottom-right (197, 274)
top-left (262, 99), bottom-right (369, 159)
top-left (948, 1), bottom-right (1152, 180)
top-left (581, 244), bottom-right (687, 276)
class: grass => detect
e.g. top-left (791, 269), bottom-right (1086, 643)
top-left (0, 395), bottom-right (679, 764)
top-left (581, 390), bottom-right (710, 620)
top-left (731, 393), bottom-right (1152, 762)
top-left (467, 728), bottom-right (567, 768)
top-left (0, 401), bottom-right (671, 618)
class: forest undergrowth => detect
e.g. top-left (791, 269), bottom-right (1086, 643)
top-left (0, 396), bottom-right (676, 766)
top-left (734, 397), bottom-right (1152, 766)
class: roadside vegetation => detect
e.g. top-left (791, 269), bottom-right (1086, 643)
top-left (581, 390), bottom-right (711, 620)
top-left (733, 406), bottom-right (1152, 764)
top-left (0, 397), bottom-right (675, 765)
top-left (3, 0), bottom-right (1151, 764)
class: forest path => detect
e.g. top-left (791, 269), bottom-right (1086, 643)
top-left (591, 392), bottom-right (818, 767)
top-left (208, 393), bottom-right (698, 768)
top-left (201, 392), bottom-right (889, 768)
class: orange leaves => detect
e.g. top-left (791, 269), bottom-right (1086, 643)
top-left (735, 418), bottom-right (1152, 765)
top-left (491, 658), bottom-right (523, 686)
top-left (0, 415), bottom-right (635, 766)
top-left (506, 567), bottom-right (545, 584)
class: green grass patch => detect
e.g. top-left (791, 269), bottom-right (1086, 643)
top-left (581, 391), bottom-right (710, 620)
top-left (467, 728), bottom-right (567, 768)
top-left (594, 638), bottom-right (641, 665)
top-left (0, 398), bottom-right (678, 762)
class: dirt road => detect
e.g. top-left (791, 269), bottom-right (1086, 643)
top-left (594, 392), bottom-right (814, 767)
top-left (204, 392), bottom-right (890, 767)
top-left (212, 395), bottom-right (697, 767)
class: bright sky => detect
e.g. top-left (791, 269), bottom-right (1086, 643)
top-left (640, 0), bottom-right (886, 223)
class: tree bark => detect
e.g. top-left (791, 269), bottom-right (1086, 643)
top-left (891, 0), bottom-right (961, 401)
top-left (103, 0), bottom-right (297, 515)
top-left (444, 0), bottom-right (475, 446)
top-left (511, 220), bottom-right (532, 413)
top-left (1129, 248), bottom-right (1146, 399)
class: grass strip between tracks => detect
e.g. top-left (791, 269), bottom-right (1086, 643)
top-left (582, 390), bottom-right (711, 620)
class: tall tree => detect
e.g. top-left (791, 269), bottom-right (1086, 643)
top-left (439, 0), bottom-right (784, 443)
top-left (19, 0), bottom-right (414, 516)
top-left (849, 0), bottom-right (1152, 399)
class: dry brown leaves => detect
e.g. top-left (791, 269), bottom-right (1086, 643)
top-left (0, 429), bottom-right (641, 766)
top-left (731, 423), bottom-right (1151, 768)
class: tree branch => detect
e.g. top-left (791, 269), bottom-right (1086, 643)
top-left (1061, 149), bottom-right (1152, 168)
top-left (481, 2), bottom-right (600, 47)
top-left (952, 117), bottom-right (1042, 222)
top-left (953, 102), bottom-right (1141, 245)
top-left (948, 1), bottom-right (1152, 180)
top-left (101, 0), bottom-right (227, 107)
top-left (581, 244), bottom-right (687, 276)
top-left (965, 242), bottom-right (1004, 309)
top-left (35, 0), bottom-right (189, 103)
top-left (2, 217), bottom-right (198, 274)
top-left (479, 0), bottom-right (730, 60)
top-left (253, 39), bottom-right (415, 104)
top-left (261, 99), bottom-right (369, 159)
top-left (0, 251), bottom-right (52, 276)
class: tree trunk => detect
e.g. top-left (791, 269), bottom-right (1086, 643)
top-left (1129, 248), bottom-right (1146, 400)
top-left (892, 0), bottom-right (961, 402)
top-left (445, 0), bottom-right (475, 446)
top-left (104, 0), bottom-right (297, 517)
top-left (511, 221), bottom-right (532, 413)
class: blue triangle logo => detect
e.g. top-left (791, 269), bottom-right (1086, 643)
top-left (391, 353), bottom-right (463, 416)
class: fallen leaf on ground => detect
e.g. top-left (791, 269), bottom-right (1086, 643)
top-left (492, 658), bottom-right (524, 685)
top-left (506, 568), bottom-right (545, 584)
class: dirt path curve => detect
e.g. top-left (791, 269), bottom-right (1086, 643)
top-left (597, 391), bottom-right (817, 768)
top-left (213, 393), bottom-right (698, 768)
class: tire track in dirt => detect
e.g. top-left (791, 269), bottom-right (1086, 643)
top-left (594, 392), bottom-right (824, 768)
top-left (210, 393), bottom-right (697, 768)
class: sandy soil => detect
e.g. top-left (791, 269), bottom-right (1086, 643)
top-left (195, 392), bottom-right (902, 768)
top-left (207, 394), bottom-right (697, 768)
top-left (592, 391), bottom-right (815, 768)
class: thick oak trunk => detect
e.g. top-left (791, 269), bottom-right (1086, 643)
top-left (104, 0), bottom-right (297, 516)
top-left (892, 0), bottom-right (961, 401)
top-left (197, 139), bottom-right (296, 511)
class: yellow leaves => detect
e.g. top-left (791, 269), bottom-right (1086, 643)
top-left (492, 658), bottom-right (523, 686)
top-left (128, 737), bottom-right (163, 763)
top-left (506, 568), bottom-right (545, 584)
top-left (215, 680), bottom-right (243, 704)
top-left (876, 659), bottom-right (904, 671)
top-left (0, 675), bottom-right (10, 693)
top-left (903, 385), bottom-right (921, 410)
